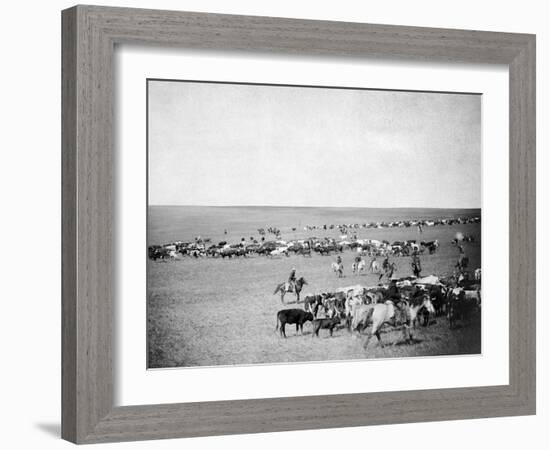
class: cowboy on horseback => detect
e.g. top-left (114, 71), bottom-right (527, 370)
top-left (380, 257), bottom-right (396, 281)
top-left (411, 250), bottom-right (422, 277)
top-left (275, 273), bottom-right (307, 304)
top-left (335, 255), bottom-right (344, 278)
top-left (455, 245), bottom-right (469, 278)
top-left (287, 267), bottom-right (297, 293)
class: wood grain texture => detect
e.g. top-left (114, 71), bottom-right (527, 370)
top-left (61, 5), bottom-right (536, 444)
top-left (61, 7), bottom-right (77, 443)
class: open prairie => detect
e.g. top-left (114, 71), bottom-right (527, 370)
top-left (147, 206), bottom-right (481, 368)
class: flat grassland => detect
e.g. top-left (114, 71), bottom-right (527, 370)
top-left (148, 206), bottom-right (481, 368)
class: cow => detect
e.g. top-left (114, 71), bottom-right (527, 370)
top-left (447, 288), bottom-right (479, 329)
top-left (416, 294), bottom-right (436, 327)
top-left (362, 300), bottom-right (415, 349)
top-left (427, 285), bottom-right (447, 318)
top-left (303, 294), bottom-right (325, 316)
top-left (148, 245), bottom-right (164, 260)
top-left (421, 240), bottom-right (440, 254)
top-left (323, 298), bottom-right (346, 320)
top-left (348, 303), bottom-right (375, 334)
top-left (150, 246), bottom-right (176, 260)
top-left (275, 309), bottom-right (314, 338)
top-left (312, 317), bottom-right (341, 337)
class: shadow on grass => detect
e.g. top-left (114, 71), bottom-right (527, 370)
top-left (394, 337), bottom-right (424, 346)
top-left (277, 331), bottom-right (313, 338)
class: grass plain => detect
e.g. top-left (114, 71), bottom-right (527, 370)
top-left (147, 206), bottom-right (481, 368)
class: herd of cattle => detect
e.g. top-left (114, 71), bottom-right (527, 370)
top-left (275, 274), bottom-right (481, 349)
top-left (148, 215), bottom-right (479, 261)
top-left (302, 216), bottom-right (480, 234)
top-left (148, 236), bottom-right (450, 261)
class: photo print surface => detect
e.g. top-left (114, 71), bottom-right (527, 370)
top-left (147, 80), bottom-right (482, 369)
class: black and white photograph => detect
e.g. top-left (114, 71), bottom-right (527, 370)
top-left (147, 79), bottom-right (482, 369)
top-left (1, 0), bottom-right (543, 447)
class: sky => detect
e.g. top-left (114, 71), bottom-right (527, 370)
top-left (148, 80), bottom-right (481, 208)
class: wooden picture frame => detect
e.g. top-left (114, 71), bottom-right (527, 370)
top-left (62, 5), bottom-right (536, 444)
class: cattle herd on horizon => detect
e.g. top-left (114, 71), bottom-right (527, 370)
top-left (148, 215), bottom-right (480, 261)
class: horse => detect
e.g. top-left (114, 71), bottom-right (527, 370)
top-left (331, 262), bottom-right (344, 278)
top-left (369, 259), bottom-right (380, 273)
top-left (273, 277), bottom-right (307, 304)
top-left (352, 260), bottom-right (366, 275)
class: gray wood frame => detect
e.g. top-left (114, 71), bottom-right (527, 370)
top-left (62, 5), bottom-right (536, 444)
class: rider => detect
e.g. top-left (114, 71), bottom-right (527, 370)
top-left (411, 250), bottom-right (422, 277)
top-left (382, 255), bottom-right (390, 271)
top-left (336, 255), bottom-right (343, 277)
top-left (380, 259), bottom-right (396, 281)
top-left (455, 244), bottom-right (467, 279)
top-left (369, 255), bottom-right (377, 272)
top-left (287, 267), bottom-right (297, 292)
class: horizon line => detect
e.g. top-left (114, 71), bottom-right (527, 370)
top-left (148, 204), bottom-right (481, 210)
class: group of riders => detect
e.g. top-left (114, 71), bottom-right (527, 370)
top-left (285, 243), bottom-right (469, 294)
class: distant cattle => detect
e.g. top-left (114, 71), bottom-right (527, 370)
top-left (148, 246), bottom-right (176, 260)
top-left (275, 309), bottom-right (314, 338)
top-left (421, 239), bottom-right (439, 254)
top-left (220, 247), bottom-right (246, 258)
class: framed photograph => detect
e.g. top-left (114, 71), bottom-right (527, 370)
top-left (62, 5), bottom-right (536, 444)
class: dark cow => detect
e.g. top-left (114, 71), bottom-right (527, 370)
top-left (312, 317), bottom-right (341, 337)
top-left (326, 291), bottom-right (346, 303)
top-left (428, 285), bottom-right (447, 317)
top-left (275, 309), bottom-right (314, 338)
top-left (447, 290), bottom-right (478, 329)
top-left (148, 245), bottom-right (170, 260)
